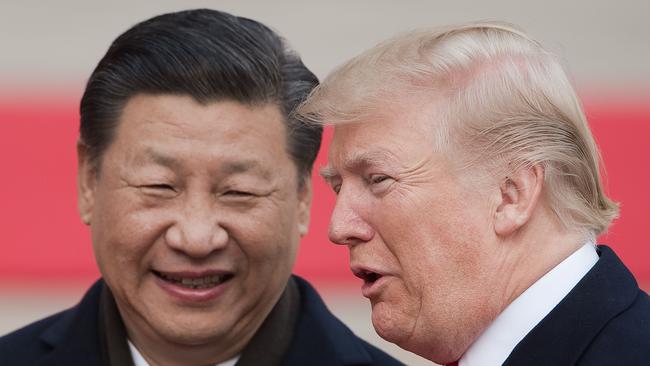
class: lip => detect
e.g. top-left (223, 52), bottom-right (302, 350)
top-left (351, 265), bottom-right (389, 299)
top-left (361, 275), bottom-right (390, 299)
top-left (153, 269), bottom-right (233, 304)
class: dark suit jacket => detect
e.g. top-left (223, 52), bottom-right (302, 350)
top-left (0, 275), bottom-right (403, 366)
top-left (503, 245), bottom-right (650, 365)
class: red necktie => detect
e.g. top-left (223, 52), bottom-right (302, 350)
top-left (446, 362), bottom-right (459, 366)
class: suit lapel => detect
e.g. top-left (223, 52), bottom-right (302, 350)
top-left (32, 276), bottom-right (378, 366)
top-left (503, 246), bottom-right (639, 365)
top-left (35, 280), bottom-right (105, 366)
top-left (282, 276), bottom-right (374, 366)
top-left (235, 278), bottom-right (301, 366)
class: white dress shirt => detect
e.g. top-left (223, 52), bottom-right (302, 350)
top-left (128, 340), bottom-right (240, 366)
top-left (459, 243), bottom-right (599, 366)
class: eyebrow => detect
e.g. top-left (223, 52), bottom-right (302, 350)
top-left (319, 165), bottom-right (338, 181)
top-left (140, 147), bottom-right (271, 178)
top-left (142, 147), bottom-right (182, 169)
top-left (218, 160), bottom-right (268, 177)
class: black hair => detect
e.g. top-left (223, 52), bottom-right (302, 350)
top-left (80, 8), bottom-right (321, 185)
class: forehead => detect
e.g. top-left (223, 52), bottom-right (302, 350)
top-left (105, 94), bottom-right (291, 173)
top-left (327, 97), bottom-right (443, 170)
top-left (117, 94), bottom-right (285, 139)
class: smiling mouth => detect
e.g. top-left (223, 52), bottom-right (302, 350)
top-left (153, 270), bottom-right (234, 289)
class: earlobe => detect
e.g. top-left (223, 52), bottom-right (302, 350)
top-left (297, 179), bottom-right (312, 237)
top-left (77, 141), bottom-right (96, 226)
top-left (494, 165), bottom-right (544, 236)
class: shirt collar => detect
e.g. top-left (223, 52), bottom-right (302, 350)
top-left (460, 242), bottom-right (598, 366)
top-left (128, 340), bottom-right (240, 366)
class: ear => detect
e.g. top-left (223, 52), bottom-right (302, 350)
top-left (77, 141), bottom-right (96, 226)
top-left (494, 165), bottom-right (544, 236)
top-left (297, 177), bottom-right (313, 237)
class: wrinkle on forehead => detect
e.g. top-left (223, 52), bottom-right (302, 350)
top-left (128, 145), bottom-right (276, 181)
top-left (124, 95), bottom-right (285, 142)
top-left (331, 148), bottom-right (404, 172)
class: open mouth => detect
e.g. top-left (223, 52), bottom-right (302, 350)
top-left (352, 268), bottom-right (382, 285)
top-left (153, 270), bottom-right (234, 290)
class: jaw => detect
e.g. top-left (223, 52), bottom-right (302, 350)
top-left (369, 300), bottom-right (418, 348)
top-left (115, 286), bottom-right (257, 366)
top-left (370, 285), bottom-right (501, 364)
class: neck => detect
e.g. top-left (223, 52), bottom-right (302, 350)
top-left (124, 323), bottom-right (249, 366)
top-left (442, 213), bottom-right (585, 363)
top-left (497, 216), bottom-right (586, 311)
top-left (419, 208), bottom-right (588, 364)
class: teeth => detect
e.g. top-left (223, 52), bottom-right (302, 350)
top-left (158, 272), bottom-right (230, 289)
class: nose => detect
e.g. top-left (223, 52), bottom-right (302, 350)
top-left (165, 197), bottom-right (228, 258)
top-left (328, 188), bottom-right (374, 246)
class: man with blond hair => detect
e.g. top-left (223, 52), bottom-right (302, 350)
top-left (298, 22), bottom-right (650, 365)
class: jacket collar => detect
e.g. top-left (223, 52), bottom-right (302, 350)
top-left (36, 280), bottom-right (104, 366)
top-left (283, 276), bottom-right (374, 366)
top-left (35, 276), bottom-right (378, 366)
top-left (235, 277), bottom-right (301, 366)
top-left (503, 245), bottom-right (640, 365)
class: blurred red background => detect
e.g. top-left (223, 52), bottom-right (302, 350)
top-left (1, 92), bottom-right (648, 289)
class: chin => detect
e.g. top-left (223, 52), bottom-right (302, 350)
top-left (371, 303), bottom-right (456, 363)
top-left (153, 317), bottom-right (227, 346)
top-left (165, 329), bottom-right (224, 347)
top-left (370, 302), bottom-right (412, 346)
top-left (377, 323), bottom-right (453, 363)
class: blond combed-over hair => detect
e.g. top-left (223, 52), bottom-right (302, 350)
top-left (297, 21), bottom-right (618, 239)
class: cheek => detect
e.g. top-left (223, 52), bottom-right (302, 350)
top-left (374, 192), bottom-right (491, 290)
top-left (225, 202), bottom-right (300, 273)
top-left (91, 197), bottom-right (168, 280)
top-left (372, 197), bottom-right (444, 268)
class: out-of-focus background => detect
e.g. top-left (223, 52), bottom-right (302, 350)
top-left (1, 1), bottom-right (648, 364)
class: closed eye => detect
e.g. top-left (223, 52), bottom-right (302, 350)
top-left (137, 183), bottom-right (177, 198)
top-left (145, 184), bottom-right (175, 190)
top-left (223, 190), bottom-right (255, 197)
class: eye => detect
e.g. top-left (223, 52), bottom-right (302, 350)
top-left (223, 190), bottom-right (255, 197)
top-left (328, 178), bottom-right (342, 194)
top-left (367, 174), bottom-right (393, 195)
top-left (138, 183), bottom-right (177, 198)
top-left (145, 184), bottom-right (175, 190)
top-left (369, 175), bottom-right (389, 184)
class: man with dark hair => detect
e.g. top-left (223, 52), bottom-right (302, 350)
top-left (0, 9), bottom-right (402, 366)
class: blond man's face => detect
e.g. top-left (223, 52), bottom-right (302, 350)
top-left (323, 98), bottom-right (504, 360)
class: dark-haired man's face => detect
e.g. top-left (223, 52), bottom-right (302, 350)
top-left (77, 94), bottom-right (310, 354)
